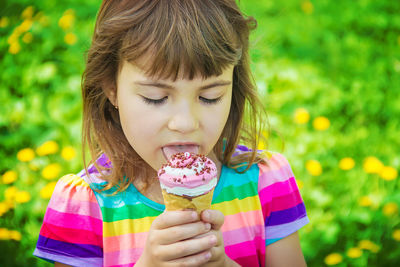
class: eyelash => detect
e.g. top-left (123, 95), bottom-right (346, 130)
top-left (141, 96), bottom-right (222, 106)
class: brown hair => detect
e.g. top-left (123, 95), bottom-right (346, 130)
top-left (82, 0), bottom-right (269, 193)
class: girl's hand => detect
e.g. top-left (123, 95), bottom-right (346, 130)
top-left (198, 209), bottom-right (240, 267)
top-left (136, 210), bottom-right (216, 267)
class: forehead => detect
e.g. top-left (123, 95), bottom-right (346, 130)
top-left (119, 59), bottom-right (235, 84)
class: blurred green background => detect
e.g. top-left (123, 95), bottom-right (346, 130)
top-left (1, 0), bottom-right (399, 266)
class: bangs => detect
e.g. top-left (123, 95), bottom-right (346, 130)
top-left (118, 0), bottom-right (242, 80)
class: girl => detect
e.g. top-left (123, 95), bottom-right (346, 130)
top-left (34, 0), bottom-right (309, 266)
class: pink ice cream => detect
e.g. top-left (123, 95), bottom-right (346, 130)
top-left (157, 152), bottom-right (217, 198)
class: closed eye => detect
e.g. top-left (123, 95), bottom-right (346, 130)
top-left (199, 96), bottom-right (222, 105)
top-left (141, 96), bottom-right (168, 105)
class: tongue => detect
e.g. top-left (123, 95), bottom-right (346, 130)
top-left (162, 145), bottom-right (199, 160)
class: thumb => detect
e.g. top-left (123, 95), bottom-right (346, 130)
top-left (201, 209), bottom-right (224, 230)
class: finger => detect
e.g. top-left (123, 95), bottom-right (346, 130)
top-left (158, 221), bottom-right (211, 245)
top-left (166, 249), bottom-right (212, 267)
top-left (193, 230), bottom-right (222, 246)
top-left (201, 209), bottom-right (224, 230)
top-left (153, 210), bottom-right (199, 230)
top-left (157, 234), bottom-right (217, 261)
top-left (206, 245), bottom-right (224, 262)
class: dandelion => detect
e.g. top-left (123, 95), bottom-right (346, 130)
top-left (383, 202), bottom-right (398, 216)
top-left (64, 33), bottom-right (77, 45)
top-left (9, 41), bottom-right (21, 54)
top-left (393, 229), bottom-right (400, 241)
top-left (22, 32), bottom-right (33, 43)
top-left (2, 170), bottom-right (17, 184)
top-left (301, 1), bottom-right (314, 15)
top-left (58, 10), bottom-right (75, 30)
top-left (15, 191), bottom-right (31, 203)
top-left (0, 17), bottom-right (9, 28)
top-left (324, 253), bottom-right (342, 265)
top-left (0, 202), bottom-right (9, 216)
top-left (306, 160), bottom-right (322, 176)
top-left (346, 247), bottom-right (362, 258)
top-left (294, 108), bottom-right (310, 124)
top-left (42, 163), bottom-right (61, 180)
top-left (358, 240), bottom-right (379, 252)
top-left (379, 166), bottom-right (397, 181)
top-left (36, 140), bottom-right (59, 156)
top-left (313, 116), bottom-right (330, 131)
top-left (0, 228), bottom-right (10, 240)
top-left (339, 157), bottom-right (355, 170)
top-left (40, 182), bottom-right (57, 199)
top-left (363, 156), bottom-right (383, 174)
top-left (17, 148), bottom-right (35, 162)
top-left (9, 230), bottom-right (21, 241)
top-left (21, 6), bottom-right (34, 19)
top-left (16, 19), bottom-right (33, 33)
top-left (358, 196), bottom-right (372, 207)
top-left (61, 146), bottom-right (76, 160)
top-left (4, 186), bottom-right (17, 202)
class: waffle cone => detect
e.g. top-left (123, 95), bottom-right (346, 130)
top-left (162, 188), bottom-right (214, 214)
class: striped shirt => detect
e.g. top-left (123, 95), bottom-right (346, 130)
top-left (34, 149), bottom-right (309, 266)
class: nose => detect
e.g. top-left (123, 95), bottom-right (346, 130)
top-left (168, 102), bottom-right (199, 133)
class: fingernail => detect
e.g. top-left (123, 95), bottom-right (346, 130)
top-left (192, 211), bottom-right (198, 220)
top-left (205, 223), bottom-right (211, 230)
top-left (209, 235), bottom-right (217, 245)
top-left (204, 251), bottom-right (211, 260)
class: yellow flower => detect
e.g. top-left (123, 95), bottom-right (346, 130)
top-left (42, 163), bottom-right (61, 180)
top-left (21, 6), bottom-right (34, 19)
top-left (2, 170), bottom-right (17, 184)
top-left (363, 156), bottom-right (383, 174)
top-left (346, 247), bottom-right (362, 258)
top-left (61, 146), bottom-right (77, 160)
top-left (58, 10), bottom-right (75, 30)
top-left (36, 140), bottom-right (59, 156)
top-left (0, 228), bottom-right (10, 240)
top-left (294, 108), bottom-right (310, 124)
top-left (0, 17), bottom-right (9, 28)
top-left (301, 1), bottom-right (314, 15)
top-left (324, 253), bottom-right (342, 265)
top-left (15, 191), bottom-right (31, 203)
top-left (22, 32), bottom-right (33, 43)
top-left (358, 196), bottom-right (373, 207)
top-left (9, 230), bottom-right (21, 241)
top-left (9, 41), bottom-right (21, 55)
top-left (358, 240), bottom-right (379, 251)
top-left (64, 33), bottom-right (77, 45)
top-left (40, 182), bottom-right (57, 199)
top-left (4, 186), bottom-right (17, 202)
top-left (383, 202), bottom-right (398, 216)
top-left (313, 116), bottom-right (330, 131)
top-left (306, 160), bottom-right (322, 176)
top-left (15, 19), bottom-right (33, 33)
top-left (393, 229), bottom-right (400, 241)
top-left (339, 157), bottom-right (355, 170)
top-left (379, 166), bottom-right (397, 181)
top-left (17, 148), bottom-right (35, 162)
top-left (0, 202), bottom-right (9, 215)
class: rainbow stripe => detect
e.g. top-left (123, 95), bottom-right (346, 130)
top-left (34, 151), bottom-right (309, 266)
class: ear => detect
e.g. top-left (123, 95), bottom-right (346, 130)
top-left (102, 80), bottom-right (118, 108)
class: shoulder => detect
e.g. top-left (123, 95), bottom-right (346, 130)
top-left (257, 151), bottom-right (297, 192)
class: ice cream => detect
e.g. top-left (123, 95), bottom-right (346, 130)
top-left (158, 152), bottom-right (217, 213)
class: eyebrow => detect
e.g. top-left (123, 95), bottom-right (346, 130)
top-left (135, 80), bottom-right (232, 90)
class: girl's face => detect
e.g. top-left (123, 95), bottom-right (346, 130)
top-left (115, 61), bottom-right (233, 172)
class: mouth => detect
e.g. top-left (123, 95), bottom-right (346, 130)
top-left (162, 143), bottom-right (199, 161)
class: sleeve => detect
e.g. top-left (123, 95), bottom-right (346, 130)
top-left (33, 174), bottom-right (103, 266)
top-left (257, 152), bottom-right (309, 246)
